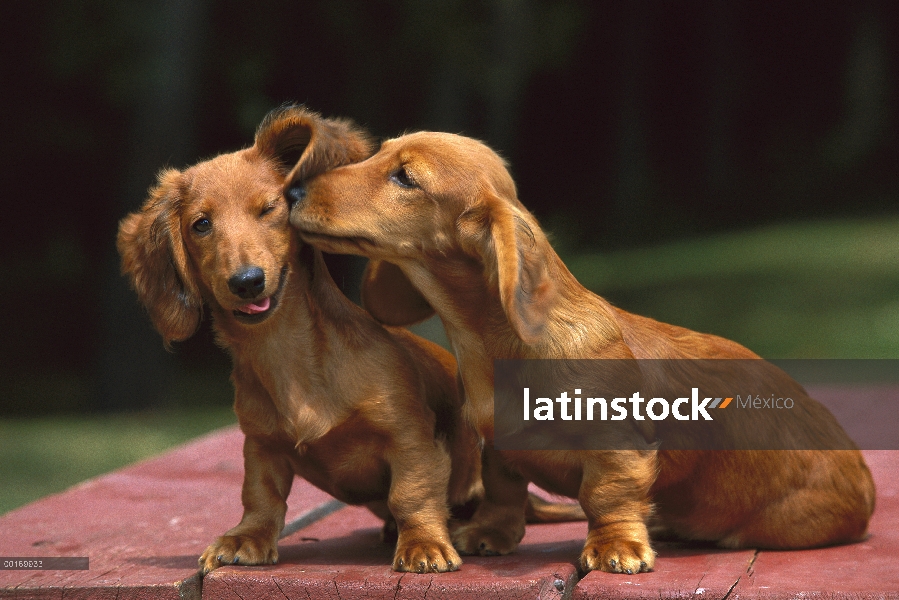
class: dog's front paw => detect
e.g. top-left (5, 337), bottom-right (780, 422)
top-left (393, 539), bottom-right (462, 573)
top-left (451, 520), bottom-right (523, 556)
top-left (199, 532), bottom-right (278, 574)
top-left (579, 537), bottom-right (655, 574)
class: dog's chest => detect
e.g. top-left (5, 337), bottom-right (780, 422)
top-left (242, 349), bottom-right (340, 442)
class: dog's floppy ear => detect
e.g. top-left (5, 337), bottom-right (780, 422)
top-left (481, 194), bottom-right (558, 345)
top-left (361, 260), bottom-right (435, 326)
top-left (254, 104), bottom-right (375, 185)
top-left (117, 168), bottom-right (202, 348)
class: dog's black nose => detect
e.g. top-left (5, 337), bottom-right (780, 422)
top-left (285, 182), bottom-right (307, 207)
top-left (228, 266), bottom-right (266, 299)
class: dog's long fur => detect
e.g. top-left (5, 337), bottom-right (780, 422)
top-left (287, 131), bottom-right (876, 574)
top-left (118, 108), bottom-right (484, 574)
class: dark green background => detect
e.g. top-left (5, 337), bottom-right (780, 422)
top-left (2, 1), bottom-right (898, 416)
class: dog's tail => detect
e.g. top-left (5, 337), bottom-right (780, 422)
top-left (525, 492), bottom-right (586, 523)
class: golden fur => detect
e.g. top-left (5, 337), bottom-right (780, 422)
top-left (118, 109), bottom-right (481, 574)
top-left (288, 131), bottom-right (876, 574)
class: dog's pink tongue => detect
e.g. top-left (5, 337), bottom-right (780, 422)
top-left (237, 297), bottom-right (270, 315)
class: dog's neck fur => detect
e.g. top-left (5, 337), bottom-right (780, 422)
top-left (206, 243), bottom-right (362, 443)
top-left (399, 249), bottom-right (628, 438)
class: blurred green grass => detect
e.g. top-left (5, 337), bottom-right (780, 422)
top-left (0, 405), bottom-right (235, 515)
top-left (2, 216), bottom-right (898, 515)
top-left (564, 217), bottom-right (899, 358)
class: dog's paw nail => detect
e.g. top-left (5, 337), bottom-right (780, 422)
top-left (640, 561), bottom-right (647, 570)
top-left (479, 542), bottom-right (486, 550)
top-left (216, 555), bottom-right (224, 562)
top-left (398, 559), bottom-right (404, 568)
top-left (446, 561), bottom-right (454, 570)
top-left (626, 568), bottom-right (633, 574)
top-left (417, 561), bottom-right (426, 573)
top-left (431, 562), bottom-right (439, 571)
top-left (609, 559), bottom-right (617, 568)
top-left (232, 557), bottom-right (240, 564)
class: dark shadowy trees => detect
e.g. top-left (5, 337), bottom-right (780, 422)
top-left (0, 0), bottom-right (895, 413)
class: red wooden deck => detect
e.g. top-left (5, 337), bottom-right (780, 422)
top-left (1, 426), bottom-right (896, 599)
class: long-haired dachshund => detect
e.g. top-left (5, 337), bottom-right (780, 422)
top-left (287, 131), bottom-right (876, 574)
top-left (118, 108), bottom-right (484, 574)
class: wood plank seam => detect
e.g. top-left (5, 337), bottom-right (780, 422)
top-left (280, 499), bottom-right (347, 540)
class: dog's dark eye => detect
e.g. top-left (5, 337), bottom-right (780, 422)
top-left (193, 218), bottom-right (212, 233)
top-left (390, 166), bottom-right (417, 189)
top-left (260, 202), bottom-right (278, 217)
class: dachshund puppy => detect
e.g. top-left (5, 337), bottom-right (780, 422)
top-left (287, 131), bottom-right (876, 574)
top-left (118, 108), bottom-right (481, 574)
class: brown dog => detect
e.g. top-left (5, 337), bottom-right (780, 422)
top-left (117, 108), bottom-right (484, 574)
top-left (287, 131), bottom-right (876, 574)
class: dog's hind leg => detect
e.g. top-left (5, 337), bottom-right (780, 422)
top-left (450, 445), bottom-right (530, 556)
top-left (719, 451), bottom-right (875, 549)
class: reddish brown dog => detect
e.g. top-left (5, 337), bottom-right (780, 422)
top-left (287, 131), bottom-right (876, 574)
top-left (118, 108), bottom-right (482, 574)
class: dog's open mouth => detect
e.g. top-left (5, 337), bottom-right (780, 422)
top-left (233, 266), bottom-right (288, 324)
top-left (297, 230), bottom-right (375, 254)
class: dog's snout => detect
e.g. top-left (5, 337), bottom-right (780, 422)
top-left (228, 266), bottom-right (266, 299)
top-left (285, 182), bottom-right (307, 207)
